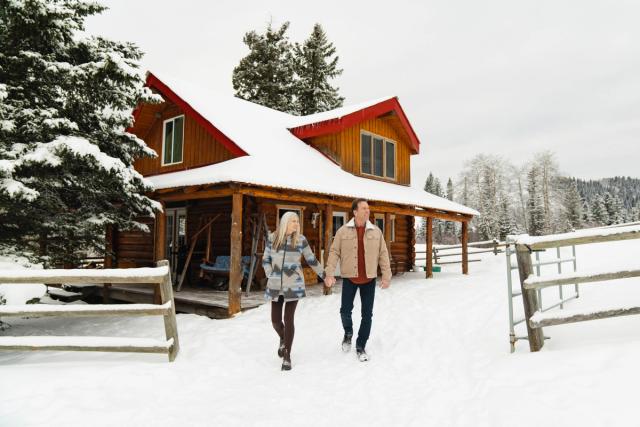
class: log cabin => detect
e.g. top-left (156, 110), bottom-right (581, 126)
top-left (103, 72), bottom-right (479, 318)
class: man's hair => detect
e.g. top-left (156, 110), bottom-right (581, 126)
top-left (351, 198), bottom-right (368, 212)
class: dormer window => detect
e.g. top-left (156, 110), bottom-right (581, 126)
top-left (162, 115), bottom-right (184, 166)
top-left (360, 131), bottom-right (396, 180)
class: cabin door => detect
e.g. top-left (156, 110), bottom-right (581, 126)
top-left (165, 207), bottom-right (187, 282)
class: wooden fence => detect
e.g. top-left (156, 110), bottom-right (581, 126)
top-left (0, 260), bottom-right (179, 361)
top-left (415, 238), bottom-right (504, 268)
top-left (513, 225), bottom-right (640, 352)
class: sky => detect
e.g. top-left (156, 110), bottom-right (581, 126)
top-left (84, 0), bottom-right (640, 188)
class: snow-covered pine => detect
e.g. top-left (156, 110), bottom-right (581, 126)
top-left (527, 165), bottom-right (546, 236)
top-left (562, 178), bottom-right (583, 229)
top-left (591, 195), bottom-right (609, 226)
top-left (0, 0), bottom-right (162, 266)
top-left (232, 22), bottom-right (296, 114)
top-left (293, 24), bottom-right (344, 115)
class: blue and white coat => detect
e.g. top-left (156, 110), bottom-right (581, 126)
top-left (262, 233), bottom-right (325, 301)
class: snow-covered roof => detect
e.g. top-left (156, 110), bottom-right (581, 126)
top-left (143, 72), bottom-right (479, 217)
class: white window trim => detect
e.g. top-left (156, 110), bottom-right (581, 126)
top-left (332, 212), bottom-right (347, 236)
top-left (276, 205), bottom-right (305, 233)
top-left (161, 115), bottom-right (185, 166)
top-left (374, 213), bottom-right (396, 242)
top-left (359, 130), bottom-right (397, 181)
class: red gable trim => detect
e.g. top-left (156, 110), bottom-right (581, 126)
top-left (288, 97), bottom-right (421, 154)
top-left (144, 73), bottom-right (248, 157)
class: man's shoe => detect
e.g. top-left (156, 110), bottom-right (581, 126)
top-left (281, 349), bottom-right (292, 371)
top-left (341, 334), bottom-right (352, 352)
top-left (356, 348), bottom-right (369, 362)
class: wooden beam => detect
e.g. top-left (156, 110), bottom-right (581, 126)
top-left (323, 204), bottom-right (334, 295)
top-left (154, 201), bottom-right (166, 262)
top-left (156, 187), bottom-right (234, 202)
top-left (524, 268), bottom-right (640, 290)
top-left (238, 186), bottom-right (473, 223)
top-left (461, 221), bottom-right (469, 275)
top-left (228, 192), bottom-right (243, 315)
top-left (515, 245), bottom-right (544, 352)
top-left (530, 306), bottom-right (640, 328)
top-left (426, 217), bottom-right (433, 279)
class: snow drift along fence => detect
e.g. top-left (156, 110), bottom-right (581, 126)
top-left (0, 260), bottom-right (179, 362)
top-left (513, 224), bottom-right (640, 352)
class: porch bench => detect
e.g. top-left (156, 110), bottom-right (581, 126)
top-left (200, 256), bottom-right (251, 278)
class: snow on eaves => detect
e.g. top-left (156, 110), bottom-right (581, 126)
top-left (146, 72), bottom-right (479, 217)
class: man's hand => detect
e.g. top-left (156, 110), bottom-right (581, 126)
top-left (324, 276), bottom-right (336, 288)
top-left (380, 279), bottom-right (390, 289)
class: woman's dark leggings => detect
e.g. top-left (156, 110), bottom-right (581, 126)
top-left (271, 295), bottom-right (298, 355)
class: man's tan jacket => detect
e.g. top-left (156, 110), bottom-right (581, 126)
top-left (324, 218), bottom-right (392, 282)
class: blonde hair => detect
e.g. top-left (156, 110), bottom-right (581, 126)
top-left (272, 211), bottom-right (300, 251)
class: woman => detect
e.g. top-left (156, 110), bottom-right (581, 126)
top-left (262, 211), bottom-right (325, 371)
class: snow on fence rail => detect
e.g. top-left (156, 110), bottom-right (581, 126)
top-left (415, 238), bottom-right (505, 267)
top-left (0, 260), bottom-right (180, 362)
top-left (512, 224), bottom-right (640, 352)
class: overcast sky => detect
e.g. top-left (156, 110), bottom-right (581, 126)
top-left (85, 0), bottom-right (640, 188)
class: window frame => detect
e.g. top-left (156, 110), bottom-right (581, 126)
top-left (359, 130), bottom-right (397, 181)
top-left (161, 115), bottom-right (185, 166)
top-left (276, 204), bottom-right (305, 233)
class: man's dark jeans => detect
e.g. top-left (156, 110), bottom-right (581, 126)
top-left (340, 278), bottom-right (376, 350)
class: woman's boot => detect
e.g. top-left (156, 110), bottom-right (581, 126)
top-left (277, 338), bottom-right (285, 358)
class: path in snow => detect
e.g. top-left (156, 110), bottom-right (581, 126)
top-left (1, 239), bottom-right (639, 426)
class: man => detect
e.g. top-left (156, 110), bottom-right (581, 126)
top-left (324, 198), bottom-right (392, 362)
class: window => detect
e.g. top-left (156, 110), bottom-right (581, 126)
top-left (374, 214), bottom-right (396, 242)
top-left (360, 131), bottom-right (396, 180)
top-left (277, 205), bottom-right (304, 233)
top-left (162, 115), bottom-right (184, 165)
top-left (332, 212), bottom-right (347, 236)
top-left (361, 134), bottom-right (372, 174)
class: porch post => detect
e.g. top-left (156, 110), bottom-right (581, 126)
top-left (384, 212), bottom-right (392, 273)
top-left (229, 192), bottom-right (243, 315)
top-left (426, 217), bottom-right (433, 279)
top-left (323, 204), bottom-right (333, 295)
top-left (154, 201), bottom-right (167, 262)
top-left (462, 220), bottom-right (469, 275)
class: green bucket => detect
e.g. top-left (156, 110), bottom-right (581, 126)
top-left (432, 265), bottom-right (442, 273)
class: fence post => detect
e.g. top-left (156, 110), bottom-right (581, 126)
top-left (157, 260), bottom-right (180, 362)
top-left (426, 217), bottom-right (433, 278)
top-left (515, 244), bottom-right (544, 351)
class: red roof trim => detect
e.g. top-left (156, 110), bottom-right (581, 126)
top-left (289, 98), bottom-right (421, 154)
top-left (144, 73), bottom-right (248, 157)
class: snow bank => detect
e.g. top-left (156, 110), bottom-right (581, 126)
top-left (0, 255), bottom-right (46, 305)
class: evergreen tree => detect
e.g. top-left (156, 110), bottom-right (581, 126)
top-left (591, 195), bottom-right (609, 225)
top-left (527, 166), bottom-right (545, 236)
top-left (0, 0), bottom-right (161, 266)
top-left (433, 178), bottom-right (443, 198)
top-left (563, 179), bottom-right (582, 229)
top-left (581, 199), bottom-right (592, 224)
top-left (498, 194), bottom-right (513, 240)
top-left (424, 172), bottom-right (436, 193)
top-left (446, 178), bottom-right (454, 201)
top-left (232, 22), bottom-right (296, 113)
top-left (293, 24), bottom-right (344, 115)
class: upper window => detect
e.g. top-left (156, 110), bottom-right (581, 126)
top-left (162, 115), bottom-right (184, 166)
top-left (360, 131), bottom-right (396, 180)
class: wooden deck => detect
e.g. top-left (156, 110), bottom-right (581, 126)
top-left (93, 281), bottom-right (344, 319)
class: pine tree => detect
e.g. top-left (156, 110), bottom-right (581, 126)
top-left (581, 199), bottom-right (592, 224)
top-left (498, 194), bottom-right (513, 240)
top-left (591, 195), bottom-right (609, 225)
top-left (563, 179), bottom-right (582, 229)
top-left (0, 0), bottom-right (161, 266)
top-left (433, 178), bottom-right (443, 198)
top-left (232, 22), bottom-right (296, 113)
top-left (446, 178), bottom-right (454, 201)
top-left (424, 172), bottom-right (436, 193)
top-left (293, 24), bottom-right (344, 115)
top-left (527, 166), bottom-right (545, 236)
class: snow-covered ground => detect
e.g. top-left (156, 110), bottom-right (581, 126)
top-left (1, 239), bottom-right (640, 426)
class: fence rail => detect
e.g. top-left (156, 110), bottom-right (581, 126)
top-left (0, 260), bottom-right (179, 362)
top-left (513, 224), bottom-right (640, 352)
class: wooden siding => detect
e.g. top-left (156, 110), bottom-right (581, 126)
top-left (132, 100), bottom-right (236, 177)
top-left (306, 115), bottom-right (412, 185)
top-left (114, 217), bottom-right (155, 268)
